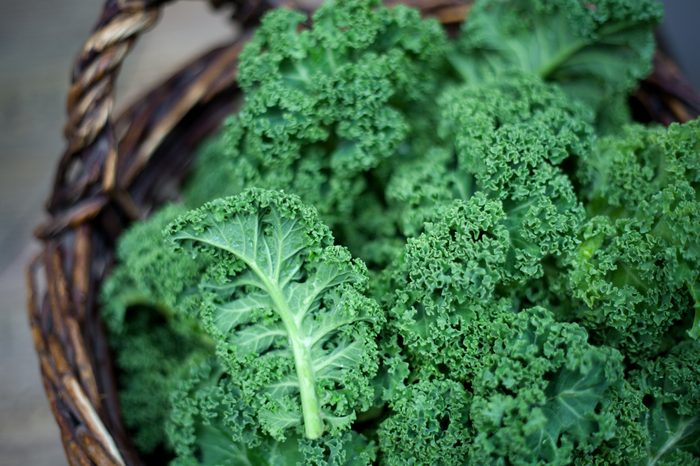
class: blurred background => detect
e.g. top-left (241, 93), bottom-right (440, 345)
top-left (0, 1), bottom-right (698, 464)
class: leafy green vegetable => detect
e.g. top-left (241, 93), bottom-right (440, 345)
top-left (639, 341), bottom-right (700, 465)
top-left (108, 309), bottom-right (207, 454)
top-left (451, 0), bottom-right (662, 115)
top-left (377, 73), bottom-right (593, 271)
top-left (99, 0), bottom-right (700, 464)
top-left (566, 120), bottom-right (700, 356)
top-left (101, 206), bottom-right (212, 453)
top-left (167, 357), bottom-right (377, 466)
top-left (378, 380), bottom-right (471, 465)
top-left (380, 191), bottom-right (624, 462)
top-left (184, 0), bottom-right (447, 228)
top-left (167, 189), bottom-right (383, 441)
top-left (101, 204), bottom-right (210, 331)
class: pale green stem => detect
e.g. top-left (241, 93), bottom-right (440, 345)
top-left (256, 266), bottom-right (324, 439)
top-left (179, 234), bottom-right (325, 439)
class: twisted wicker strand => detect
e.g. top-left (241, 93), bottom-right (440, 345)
top-left (50, 3), bottom-right (160, 214)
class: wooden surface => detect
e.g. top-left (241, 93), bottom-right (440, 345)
top-left (0, 2), bottom-right (234, 464)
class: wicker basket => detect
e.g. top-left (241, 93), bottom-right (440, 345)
top-left (26, 0), bottom-right (700, 464)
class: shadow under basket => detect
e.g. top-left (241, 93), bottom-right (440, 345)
top-left (26, 0), bottom-right (700, 464)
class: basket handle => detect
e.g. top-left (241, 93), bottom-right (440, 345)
top-left (42, 0), bottom-right (466, 233)
top-left (45, 0), bottom-right (292, 222)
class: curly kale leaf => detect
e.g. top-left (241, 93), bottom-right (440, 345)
top-left (567, 121), bottom-right (700, 356)
top-left (101, 204), bottom-right (212, 332)
top-left (297, 431), bottom-right (377, 466)
top-left (167, 357), bottom-right (261, 465)
top-left (439, 73), bottom-right (593, 169)
top-left (644, 408), bottom-right (700, 466)
top-left (167, 189), bottom-right (383, 440)
top-left (378, 379), bottom-right (472, 465)
top-left (382, 190), bottom-right (624, 463)
top-left (185, 0), bottom-right (447, 228)
top-left (637, 341), bottom-right (700, 466)
top-left (101, 205), bottom-right (213, 453)
top-left (387, 75), bottom-right (590, 261)
top-left (383, 288), bottom-right (624, 463)
top-left (467, 307), bottom-right (623, 464)
top-left (565, 215), bottom-right (691, 358)
top-left (384, 193), bottom-right (584, 383)
top-left (451, 0), bottom-right (662, 114)
top-left (641, 341), bottom-right (700, 419)
top-left (107, 309), bottom-right (208, 455)
top-left (386, 198), bottom-right (605, 376)
top-left (583, 341), bottom-right (700, 465)
top-left (167, 357), bottom-right (377, 466)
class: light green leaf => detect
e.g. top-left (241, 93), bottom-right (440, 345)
top-left (168, 189), bottom-right (382, 440)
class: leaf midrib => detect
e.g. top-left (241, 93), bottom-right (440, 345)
top-left (173, 229), bottom-right (324, 439)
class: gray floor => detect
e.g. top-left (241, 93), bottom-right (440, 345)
top-left (0, 1), bottom-right (698, 465)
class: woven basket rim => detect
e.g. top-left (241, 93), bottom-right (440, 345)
top-left (26, 0), bottom-right (700, 464)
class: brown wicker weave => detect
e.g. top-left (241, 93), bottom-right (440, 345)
top-left (26, 0), bottom-right (700, 464)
